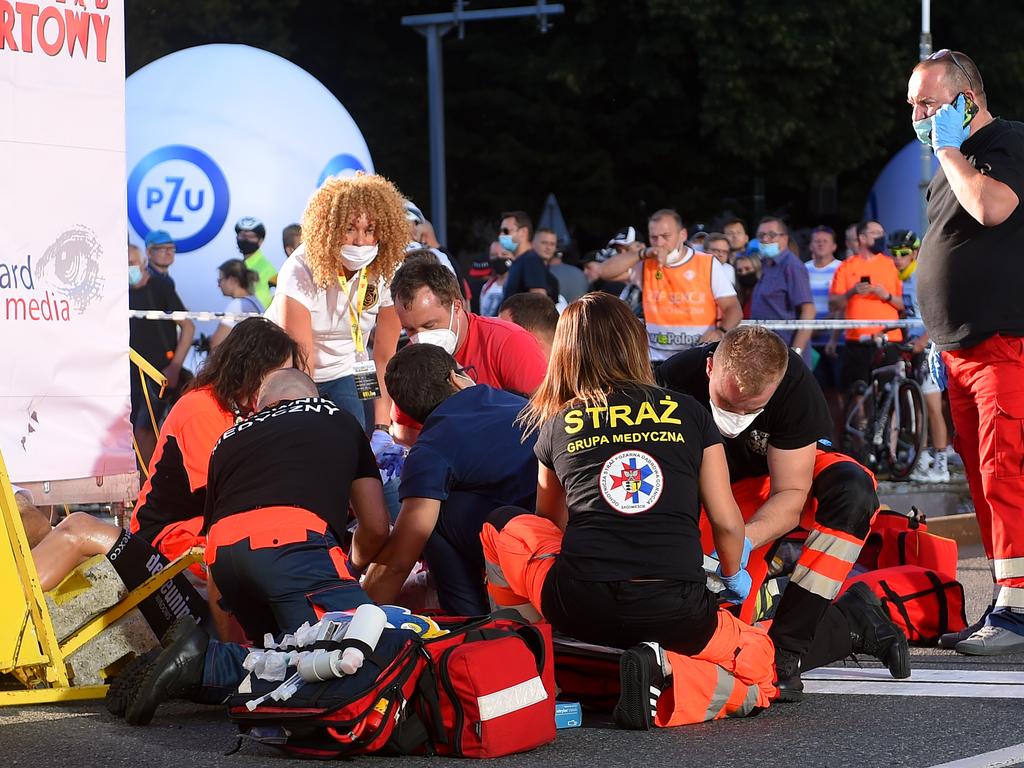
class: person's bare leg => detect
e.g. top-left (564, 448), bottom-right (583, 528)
top-left (135, 424), bottom-right (157, 471)
top-left (32, 512), bottom-right (121, 591)
top-left (926, 391), bottom-right (948, 450)
top-left (16, 493), bottom-right (53, 548)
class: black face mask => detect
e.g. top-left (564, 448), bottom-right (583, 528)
top-left (489, 258), bottom-right (510, 276)
top-left (872, 236), bottom-right (887, 254)
top-left (237, 238), bottom-right (259, 256)
top-left (737, 272), bottom-right (759, 288)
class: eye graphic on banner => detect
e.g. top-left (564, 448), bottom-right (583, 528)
top-left (34, 227), bottom-right (105, 314)
top-left (127, 145), bottom-right (230, 253)
top-left (599, 450), bottom-right (664, 514)
top-left (317, 153), bottom-right (366, 188)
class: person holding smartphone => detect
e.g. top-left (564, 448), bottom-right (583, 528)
top-left (910, 50), bottom-right (1024, 654)
top-left (826, 220), bottom-right (904, 400)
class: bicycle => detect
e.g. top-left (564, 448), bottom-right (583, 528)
top-left (839, 335), bottom-right (928, 481)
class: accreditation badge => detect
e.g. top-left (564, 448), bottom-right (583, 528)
top-left (352, 359), bottom-right (381, 401)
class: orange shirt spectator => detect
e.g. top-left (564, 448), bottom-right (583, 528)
top-left (830, 253), bottom-right (904, 341)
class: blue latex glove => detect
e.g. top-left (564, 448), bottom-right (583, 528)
top-left (711, 537), bottom-right (753, 571)
top-left (377, 447), bottom-right (406, 485)
top-left (932, 94), bottom-right (970, 151)
top-left (927, 341), bottom-right (948, 392)
top-left (721, 569), bottom-right (752, 602)
top-left (369, 428), bottom-right (395, 458)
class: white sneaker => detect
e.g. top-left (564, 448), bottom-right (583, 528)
top-left (909, 451), bottom-right (934, 483)
top-left (927, 451), bottom-right (950, 483)
top-left (942, 446), bottom-right (964, 468)
top-left (955, 624), bottom-right (1024, 655)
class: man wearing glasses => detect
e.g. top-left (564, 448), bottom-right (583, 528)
top-left (499, 210), bottom-right (560, 303)
top-left (749, 217), bottom-right (816, 360)
top-left (363, 343), bottom-right (539, 615)
top-left (910, 50), bottom-right (1024, 654)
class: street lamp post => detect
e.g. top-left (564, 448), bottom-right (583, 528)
top-left (401, 1), bottom-right (564, 246)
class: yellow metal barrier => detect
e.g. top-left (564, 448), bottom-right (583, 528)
top-left (128, 347), bottom-right (168, 480)
top-left (0, 448), bottom-right (202, 706)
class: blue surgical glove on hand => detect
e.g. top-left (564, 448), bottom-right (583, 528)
top-left (370, 428), bottom-right (395, 458)
top-left (370, 429), bottom-right (405, 483)
top-left (927, 341), bottom-right (948, 392)
top-left (932, 94), bottom-right (970, 151)
top-left (720, 569), bottom-right (752, 602)
top-left (377, 448), bottom-right (406, 485)
top-left (711, 537), bottom-right (754, 571)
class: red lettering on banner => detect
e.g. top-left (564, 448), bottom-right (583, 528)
top-left (5, 293), bottom-right (71, 322)
top-left (38, 6), bottom-right (63, 56)
top-left (16, 2), bottom-right (38, 53)
top-left (64, 8), bottom-right (88, 56)
top-left (90, 7), bottom-right (106, 61)
top-left (0, 3), bottom-right (17, 51)
top-left (0, 1), bottom-right (110, 60)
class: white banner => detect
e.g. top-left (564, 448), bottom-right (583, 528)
top-left (0, 0), bottom-right (132, 483)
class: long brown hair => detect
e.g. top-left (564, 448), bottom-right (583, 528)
top-left (188, 317), bottom-right (306, 414)
top-left (301, 173), bottom-right (408, 288)
top-left (519, 292), bottom-right (655, 435)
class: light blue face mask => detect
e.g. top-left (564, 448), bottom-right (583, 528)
top-left (760, 242), bottom-right (780, 259)
top-left (498, 234), bottom-right (516, 252)
top-left (913, 116), bottom-right (933, 147)
top-left (129, 265), bottom-right (143, 285)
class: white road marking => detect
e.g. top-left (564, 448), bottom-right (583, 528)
top-left (924, 742), bottom-right (1024, 768)
top-left (802, 666), bottom-right (1024, 698)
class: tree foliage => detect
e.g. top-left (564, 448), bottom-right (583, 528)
top-left (126, 0), bottom-right (1024, 257)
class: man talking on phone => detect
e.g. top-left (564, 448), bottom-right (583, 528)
top-left (910, 51), bottom-right (1024, 654)
top-left (826, 220), bottom-right (904, 400)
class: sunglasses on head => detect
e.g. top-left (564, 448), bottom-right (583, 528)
top-left (927, 49), bottom-right (974, 90)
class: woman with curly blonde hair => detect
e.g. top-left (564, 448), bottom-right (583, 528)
top-left (266, 174), bottom-right (407, 438)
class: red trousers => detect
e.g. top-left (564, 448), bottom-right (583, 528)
top-left (944, 334), bottom-right (1024, 610)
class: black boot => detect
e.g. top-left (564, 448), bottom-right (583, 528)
top-left (773, 647), bottom-right (804, 703)
top-left (835, 583), bottom-right (911, 679)
top-left (106, 617), bottom-right (200, 718)
top-left (125, 617), bottom-right (208, 726)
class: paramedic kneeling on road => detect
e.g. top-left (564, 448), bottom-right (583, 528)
top-left (656, 326), bottom-right (909, 699)
top-left (480, 292), bottom-right (776, 731)
top-left (121, 369), bottom-right (391, 727)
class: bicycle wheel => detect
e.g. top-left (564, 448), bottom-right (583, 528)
top-left (840, 382), bottom-right (879, 472)
top-left (885, 379), bottom-right (928, 480)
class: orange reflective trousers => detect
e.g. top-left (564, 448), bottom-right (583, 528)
top-left (480, 514), bottom-right (775, 726)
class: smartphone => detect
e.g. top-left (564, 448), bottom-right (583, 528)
top-left (860, 276), bottom-right (871, 284)
top-left (962, 93), bottom-right (980, 127)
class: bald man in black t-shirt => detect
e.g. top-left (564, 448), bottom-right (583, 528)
top-left (203, 369), bottom-right (390, 640)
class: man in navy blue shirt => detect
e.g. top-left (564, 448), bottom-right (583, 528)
top-left (363, 343), bottom-right (538, 614)
top-left (499, 210), bottom-right (560, 303)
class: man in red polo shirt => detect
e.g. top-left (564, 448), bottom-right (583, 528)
top-left (388, 261), bottom-right (548, 446)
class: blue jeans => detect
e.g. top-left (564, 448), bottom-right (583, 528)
top-left (318, 375), bottom-right (365, 428)
top-left (317, 375), bottom-right (400, 521)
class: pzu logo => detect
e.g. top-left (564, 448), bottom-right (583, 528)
top-left (127, 145), bottom-right (230, 253)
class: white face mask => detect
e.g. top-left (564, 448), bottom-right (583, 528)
top-left (709, 398), bottom-right (763, 439)
top-left (340, 243), bottom-right (378, 270)
top-left (411, 305), bottom-right (460, 355)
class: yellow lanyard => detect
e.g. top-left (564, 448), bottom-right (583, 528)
top-left (338, 268), bottom-right (370, 355)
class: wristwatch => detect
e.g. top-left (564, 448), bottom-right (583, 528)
top-left (792, 347), bottom-right (804, 356)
